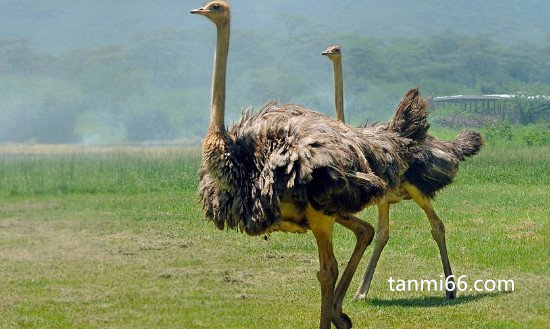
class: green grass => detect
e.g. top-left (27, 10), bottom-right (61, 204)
top-left (0, 138), bottom-right (548, 329)
top-left (0, 147), bottom-right (201, 196)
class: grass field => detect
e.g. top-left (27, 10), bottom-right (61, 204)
top-left (0, 133), bottom-right (549, 329)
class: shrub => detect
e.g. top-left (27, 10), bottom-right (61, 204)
top-left (485, 120), bottom-right (514, 141)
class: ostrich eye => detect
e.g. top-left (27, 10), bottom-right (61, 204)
top-left (211, 4), bottom-right (221, 11)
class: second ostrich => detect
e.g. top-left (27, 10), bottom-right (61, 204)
top-left (322, 44), bottom-right (484, 300)
top-left (322, 45), bottom-right (345, 123)
top-left (192, 2), bottom-right (430, 328)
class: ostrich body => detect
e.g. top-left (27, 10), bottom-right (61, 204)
top-left (322, 44), bottom-right (484, 300)
top-left (192, 2), bottom-right (428, 328)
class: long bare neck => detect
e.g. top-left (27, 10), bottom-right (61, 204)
top-left (209, 21), bottom-right (230, 133)
top-left (332, 57), bottom-right (345, 123)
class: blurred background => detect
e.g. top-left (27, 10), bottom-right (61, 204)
top-left (1, 0), bottom-right (549, 144)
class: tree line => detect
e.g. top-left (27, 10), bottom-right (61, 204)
top-left (1, 30), bottom-right (549, 144)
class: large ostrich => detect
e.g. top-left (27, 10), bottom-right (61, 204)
top-left (322, 44), bottom-right (484, 300)
top-left (191, 2), bottom-right (429, 328)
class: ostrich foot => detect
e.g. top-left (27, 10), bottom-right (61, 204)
top-left (445, 289), bottom-right (456, 300)
top-left (354, 292), bottom-right (367, 300)
top-left (332, 311), bottom-right (352, 329)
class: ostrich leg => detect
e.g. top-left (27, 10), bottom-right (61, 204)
top-left (332, 215), bottom-right (374, 329)
top-left (426, 205), bottom-right (456, 300)
top-left (306, 205), bottom-right (338, 329)
top-left (403, 182), bottom-right (456, 299)
top-left (355, 201), bottom-right (390, 299)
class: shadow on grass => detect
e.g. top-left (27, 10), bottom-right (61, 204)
top-left (365, 291), bottom-right (506, 308)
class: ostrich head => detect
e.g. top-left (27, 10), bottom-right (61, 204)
top-left (322, 45), bottom-right (342, 61)
top-left (190, 1), bottom-right (231, 25)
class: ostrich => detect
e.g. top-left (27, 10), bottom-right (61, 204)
top-left (191, 2), bottom-right (430, 328)
top-left (322, 44), bottom-right (484, 300)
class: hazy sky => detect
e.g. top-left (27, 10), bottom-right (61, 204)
top-left (2, 0), bottom-right (549, 52)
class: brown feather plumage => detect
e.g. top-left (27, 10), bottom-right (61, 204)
top-left (404, 130), bottom-right (484, 198)
top-left (360, 88), bottom-right (484, 199)
top-left (199, 102), bottom-right (418, 235)
top-left (387, 88), bottom-right (430, 142)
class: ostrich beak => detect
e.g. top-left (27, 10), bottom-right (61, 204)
top-left (321, 51), bottom-right (329, 56)
top-left (190, 7), bottom-right (206, 15)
